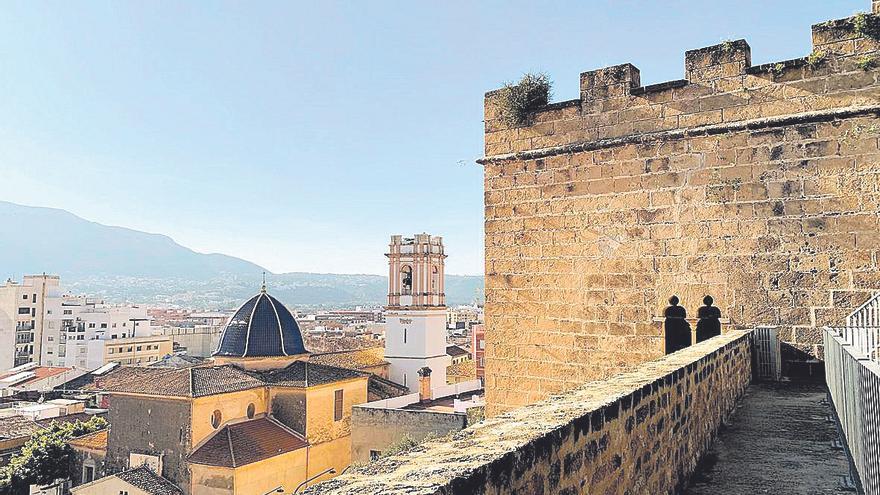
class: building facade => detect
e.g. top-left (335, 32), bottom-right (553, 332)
top-left (384, 234), bottom-right (450, 392)
top-left (0, 275), bottom-right (62, 370)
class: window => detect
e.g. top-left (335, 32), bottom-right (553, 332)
top-left (400, 265), bottom-right (413, 296)
top-left (119, 491), bottom-right (128, 495)
top-left (370, 450), bottom-right (381, 462)
top-left (100, 323), bottom-right (107, 329)
top-left (211, 410), bottom-right (222, 429)
top-left (32, 294), bottom-right (36, 303)
top-left (431, 266), bottom-right (439, 292)
top-left (403, 328), bottom-right (407, 344)
top-left (63, 310), bottom-right (72, 315)
top-left (247, 403), bottom-right (255, 419)
top-left (334, 390), bottom-right (344, 421)
top-left (479, 340), bottom-right (485, 350)
top-left (83, 465), bottom-right (94, 483)
top-left (109, 348), bottom-right (114, 354)
top-left (88, 323), bottom-right (96, 329)
top-left (18, 307), bottom-right (30, 315)
top-left (403, 374), bottom-right (407, 387)
top-left (136, 346), bottom-right (142, 351)
top-left (21, 295), bottom-right (27, 300)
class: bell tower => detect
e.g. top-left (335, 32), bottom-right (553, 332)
top-left (384, 234), bottom-right (448, 392)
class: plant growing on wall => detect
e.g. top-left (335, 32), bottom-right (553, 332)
top-left (857, 55), bottom-right (878, 71)
top-left (853, 12), bottom-right (880, 39)
top-left (0, 416), bottom-right (108, 494)
top-left (806, 50), bottom-right (827, 70)
top-left (498, 72), bottom-right (552, 127)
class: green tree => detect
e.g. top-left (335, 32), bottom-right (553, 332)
top-left (0, 416), bottom-right (107, 493)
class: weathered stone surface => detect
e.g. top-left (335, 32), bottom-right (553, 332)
top-left (685, 382), bottom-right (851, 494)
top-left (305, 331), bottom-right (751, 495)
top-left (482, 4), bottom-right (880, 414)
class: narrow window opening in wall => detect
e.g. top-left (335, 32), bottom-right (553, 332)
top-left (334, 389), bottom-right (344, 421)
top-left (431, 266), bottom-right (438, 292)
top-left (247, 403), bottom-right (255, 419)
top-left (404, 328), bottom-right (407, 344)
top-left (211, 410), bottom-right (222, 429)
top-left (403, 374), bottom-right (407, 387)
top-left (401, 265), bottom-right (413, 296)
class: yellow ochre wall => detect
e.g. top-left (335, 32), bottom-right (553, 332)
top-left (304, 377), bottom-right (368, 480)
top-left (191, 388), bottom-right (269, 446)
top-left (233, 449), bottom-right (308, 495)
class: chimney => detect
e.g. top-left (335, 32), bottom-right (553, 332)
top-left (417, 367), bottom-right (432, 402)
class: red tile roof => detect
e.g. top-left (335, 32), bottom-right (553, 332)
top-left (188, 417), bottom-right (308, 468)
top-left (0, 366), bottom-right (72, 387)
top-left (68, 429), bottom-right (108, 451)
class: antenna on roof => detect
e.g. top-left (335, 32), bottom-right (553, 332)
top-left (261, 272), bottom-right (267, 293)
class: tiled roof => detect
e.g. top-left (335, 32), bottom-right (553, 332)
top-left (36, 412), bottom-right (108, 429)
top-left (94, 365), bottom-right (264, 398)
top-left (257, 361), bottom-right (364, 388)
top-left (0, 415), bottom-right (41, 440)
top-left (447, 359), bottom-right (477, 379)
top-left (149, 354), bottom-right (207, 368)
top-left (0, 366), bottom-right (72, 387)
top-left (188, 417), bottom-right (308, 468)
top-left (115, 466), bottom-right (182, 495)
top-left (367, 375), bottom-right (410, 401)
top-left (68, 429), bottom-right (108, 451)
top-left (214, 290), bottom-right (307, 358)
top-left (310, 347), bottom-right (387, 371)
top-left (446, 345), bottom-right (470, 358)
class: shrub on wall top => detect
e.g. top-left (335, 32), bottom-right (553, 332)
top-left (498, 72), bottom-right (552, 127)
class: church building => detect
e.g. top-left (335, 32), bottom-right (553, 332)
top-left (72, 284), bottom-right (369, 495)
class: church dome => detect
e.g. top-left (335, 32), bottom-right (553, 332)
top-left (213, 287), bottom-right (307, 358)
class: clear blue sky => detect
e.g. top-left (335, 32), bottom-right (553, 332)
top-left (0, 1), bottom-right (862, 275)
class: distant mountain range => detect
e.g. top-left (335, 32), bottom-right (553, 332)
top-left (0, 201), bottom-right (483, 309)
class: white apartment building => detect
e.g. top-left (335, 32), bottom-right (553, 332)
top-left (0, 275), bottom-right (62, 370)
top-left (51, 295), bottom-right (163, 369)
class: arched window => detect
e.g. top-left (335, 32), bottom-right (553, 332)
top-left (431, 266), bottom-right (439, 293)
top-left (211, 410), bottom-right (222, 429)
top-left (246, 403), bottom-right (255, 419)
top-left (401, 265), bottom-right (413, 295)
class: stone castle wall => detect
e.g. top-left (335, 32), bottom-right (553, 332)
top-left (482, 5), bottom-right (880, 414)
top-left (350, 407), bottom-right (468, 463)
top-left (306, 330), bottom-right (752, 494)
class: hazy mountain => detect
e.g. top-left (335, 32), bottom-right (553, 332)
top-left (0, 201), bottom-right (483, 309)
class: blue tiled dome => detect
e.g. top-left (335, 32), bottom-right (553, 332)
top-left (213, 289), bottom-right (307, 358)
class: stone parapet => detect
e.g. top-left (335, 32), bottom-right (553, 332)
top-left (481, 1), bottom-right (880, 414)
top-left (305, 330), bottom-right (752, 494)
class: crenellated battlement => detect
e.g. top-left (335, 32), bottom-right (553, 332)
top-left (484, 4), bottom-right (880, 158)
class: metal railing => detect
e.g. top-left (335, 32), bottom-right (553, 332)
top-left (824, 327), bottom-right (880, 495)
top-left (848, 293), bottom-right (880, 327)
top-left (835, 326), bottom-right (880, 365)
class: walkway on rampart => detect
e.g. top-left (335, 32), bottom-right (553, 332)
top-left (686, 382), bottom-right (854, 495)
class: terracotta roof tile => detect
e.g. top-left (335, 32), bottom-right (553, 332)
top-left (115, 466), bottom-right (182, 495)
top-left (188, 417), bottom-right (308, 468)
top-left (257, 361), bottom-right (364, 388)
top-left (68, 429), bottom-right (108, 451)
top-left (93, 365), bottom-right (264, 398)
top-left (0, 415), bottom-right (41, 440)
top-left (310, 347), bottom-right (387, 371)
top-left (447, 359), bottom-right (477, 379)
